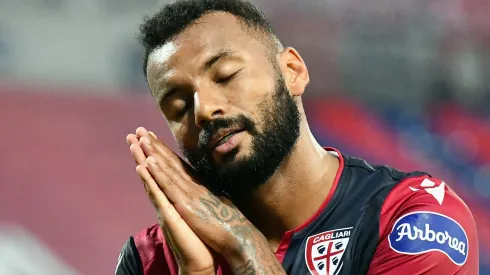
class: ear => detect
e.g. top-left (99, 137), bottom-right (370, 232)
top-left (277, 47), bottom-right (310, 97)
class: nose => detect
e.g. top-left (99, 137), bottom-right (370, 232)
top-left (193, 87), bottom-right (226, 128)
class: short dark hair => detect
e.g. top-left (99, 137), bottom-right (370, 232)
top-left (139, 0), bottom-right (280, 79)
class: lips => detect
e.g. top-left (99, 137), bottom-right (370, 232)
top-left (209, 128), bottom-right (244, 149)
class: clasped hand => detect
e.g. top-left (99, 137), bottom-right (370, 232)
top-left (126, 127), bottom-right (274, 274)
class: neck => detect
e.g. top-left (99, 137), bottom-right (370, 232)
top-left (236, 120), bottom-right (340, 248)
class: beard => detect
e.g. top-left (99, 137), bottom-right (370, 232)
top-left (182, 71), bottom-right (301, 201)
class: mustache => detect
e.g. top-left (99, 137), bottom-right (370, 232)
top-left (198, 114), bottom-right (257, 149)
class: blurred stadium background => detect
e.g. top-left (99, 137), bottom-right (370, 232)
top-left (0, 0), bottom-right (489, 274)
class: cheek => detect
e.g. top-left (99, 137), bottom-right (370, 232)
top-left (170, 121), bottom-right (200, 150)
top-left (234, 72), bottom-right (275, 112)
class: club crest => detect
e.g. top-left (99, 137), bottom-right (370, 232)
top-left (305, 227), bottom-right (353, 275)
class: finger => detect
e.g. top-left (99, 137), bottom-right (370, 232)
top-left (139, 135), bottom-right (159, 158)
top-left (138, 135), bottom-right (185, 188)
top-left (136, 165), bottom-right (207, 259)
top-left (145, 156), bottom-right (182, 203)
top-left (149, 131), bottom-right (157, 140)
top-left (140, 131), bottom-right (194, 185)
top-left (136, 165), bottom-right (180, 230)
top-left (146, 132), bottom-right (189, 168)
top-left (130, 143), bottom-right (147, 167)
top-left (140, 133), bottom-right (183, 172)
top-left (136, 165), bottom-right (169, 210)
top-left (126, 134), bottom-right (139, 146)
top-left (136, 127), bottom-right (149, 139)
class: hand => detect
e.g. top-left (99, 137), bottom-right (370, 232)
top-left (127, 129), bottom-right (216, 275)
top-left (128, 127), bottom-right (286, 275)
top-left (130, 128), bottom-right (257, 255)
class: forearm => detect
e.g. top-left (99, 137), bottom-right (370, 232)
top-left (224, 232), bottom-right (286, 275)
top-left (229, 256), bottom-right (286, 275)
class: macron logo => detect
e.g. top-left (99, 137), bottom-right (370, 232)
top-left (409, 179), bottom-right (445, 205)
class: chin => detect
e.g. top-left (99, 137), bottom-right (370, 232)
top-left (215, 146), bottom-right (248, 166)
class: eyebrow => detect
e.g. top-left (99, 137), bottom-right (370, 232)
top-left (200, 49), bottom-right (237, 74)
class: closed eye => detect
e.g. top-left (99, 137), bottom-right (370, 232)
top-left (175, 105), bottom-right (189, 118)
top-left (162, 92), bottom-right (192, 120)
top-left (216, 69), bottom-right (242, 84)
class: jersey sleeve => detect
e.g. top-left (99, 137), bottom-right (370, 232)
top-left (367, 176), bottom-right (479, 275)
top-left (115, 237), bottom-right (144, 275)
top-left (129, 224), bottom-right (177, 275)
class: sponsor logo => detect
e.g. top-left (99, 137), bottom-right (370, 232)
top-left (388, 211), bottom-right (468, 265)
top-left (305, 227), bottom-right (353, 275)
top-left (409, 178), bottom-right (446, 205)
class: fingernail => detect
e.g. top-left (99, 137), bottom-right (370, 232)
top-left (149, 131), bottom-right (157, 139)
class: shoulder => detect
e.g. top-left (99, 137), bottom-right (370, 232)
top-left (368, 175), bottom-right (479, 274)
top-left (116, 224), bottom-right (177, 275)
top-left (115, 236), bottom-right (142, 275)
top-left (337, 154), bottom-right (478, 273)
top-left (381, 175), bottom-right (476, 235)
top-left (343, 154), bottom-right (428, 184)
top-left (133, 223), bottom-right (164, 256)
top-left (340, 154), bottom-right (473, 223)
top-left (340, 154), bottom-right (430, 202)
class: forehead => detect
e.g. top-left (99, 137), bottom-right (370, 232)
top-left (146, 12), bottom-right (267, 80)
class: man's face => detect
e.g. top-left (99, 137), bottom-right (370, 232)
top-left (146, 12), bottom-right (301, 199)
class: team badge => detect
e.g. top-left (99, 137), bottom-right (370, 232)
top-left (388, 211), bottom-right (468, 265)
top-left (305, 227), bottom-right (353, 275)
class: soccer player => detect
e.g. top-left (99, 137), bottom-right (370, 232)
top-left (117, 0), bottom-right (479, 274)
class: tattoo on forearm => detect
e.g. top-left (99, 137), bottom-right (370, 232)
top-left (232, 260), bottom-right (256, 275)
top-left (230, 228), bottom-right (286, 275)
top-left (197, 192), bottom-right (286, 274)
